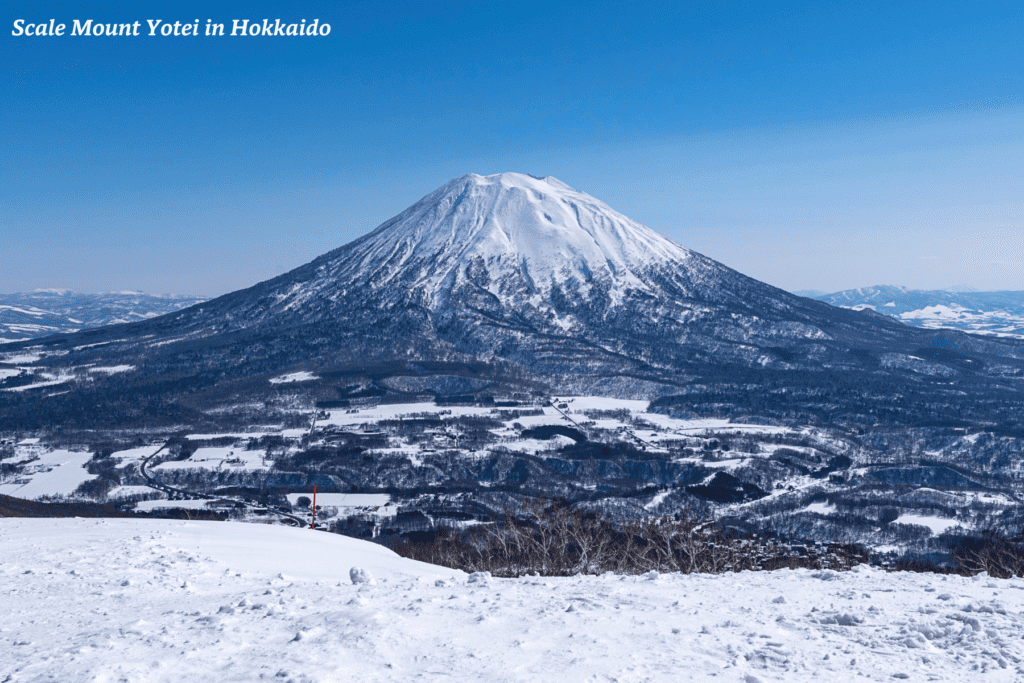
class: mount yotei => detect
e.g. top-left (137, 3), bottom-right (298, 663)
top-left (2, 172), bottom-right (1023, 432)
top-left (5, 173), bottom-right (1024, 560)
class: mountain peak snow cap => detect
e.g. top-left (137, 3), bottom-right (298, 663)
top-left (458, 171), bottom-right (576, 193)
top-left (351, 172), bottom-right (692, 300)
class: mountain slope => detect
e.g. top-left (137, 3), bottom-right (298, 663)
top-left (2, 173), bottom-right (1023, 429)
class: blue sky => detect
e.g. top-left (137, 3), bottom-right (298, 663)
top-left (2, 0), bottom-right (1022, 295)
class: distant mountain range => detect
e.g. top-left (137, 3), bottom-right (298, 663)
top-left (0, 291), bottom-right (207, 343)
top-left (798, 286), bottom-right (1024, 339)
top-left (1, 173), bottom-right (1022, 432)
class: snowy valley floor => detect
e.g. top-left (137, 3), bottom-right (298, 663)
top-left (3, 519), bottom-right (1024, 682)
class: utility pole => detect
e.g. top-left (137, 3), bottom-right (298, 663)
top-left (310, 483), bottom-right (317, 530)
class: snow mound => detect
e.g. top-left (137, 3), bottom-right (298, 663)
top-left (350, 567), bottom-right (376, 585)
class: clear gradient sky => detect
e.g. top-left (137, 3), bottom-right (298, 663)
top-left (2, 0), bottom-right (1022, 296)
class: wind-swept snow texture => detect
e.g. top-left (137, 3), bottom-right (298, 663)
top-left (4, 519), bottom-right (1024, 682)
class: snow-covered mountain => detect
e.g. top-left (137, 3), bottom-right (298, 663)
top-left (0, 290), bottom-right (206, 342)
top-left (803, 286), bottom-right (1024, 339)
top-left (62, 173), bottom-right (962, 369)
top-left (331, 172), bottom-right (693, 304)
top-left (3, 174), bottom-right (1024, 568)
top-left (2, 173), bottom-right (1023, 430)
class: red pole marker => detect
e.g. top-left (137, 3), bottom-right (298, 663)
top-left (311, 483), bottom-right (317, 530)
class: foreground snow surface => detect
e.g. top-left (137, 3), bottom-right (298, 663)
top-left (3, 520), bottom-right (1024, 682)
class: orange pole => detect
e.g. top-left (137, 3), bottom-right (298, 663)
top-left (311, 483), bottom-right (316, 529)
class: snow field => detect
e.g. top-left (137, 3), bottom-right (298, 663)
top-left (804, 502), bottom-right (836, 515)
top-left (2, 372), bottom-right (73, 392)
top-left (153, 446), bottom-right (270, 472)
top-left (86, 364), bottom-right (135, 374)
top-left (3, 518), bottom-right (1024, 682)
top-left (185, 431), bottom-right (288, 440)
top-left (0, 440), bottom-right (272, 504)
top-left (1, 361), bottom-right (134, 393)
top-left (0, 353), bottom-right (41, 364)
top-left (285, 493), bottom-right (397, 522)
top-left (270, 371), bottom-right (320, 384)
top-left (285, 493), bottom-right (391, 508)
top-left (106, 484), bottom-right (165, 500)
top-left (319, 401), bottom-right (508, 427)
top-left (892, 514), bottom-right (963, 535)
top-left (801, 504), bottom-right (964, 536)
top-left (319, 396), bottom-right (801, 461)
top-left (134, 498), bottom-right (220, 511)
top-left (0, 448), bottom-right (95, 498)
top-left (110, 446), bottom-right (161, 464)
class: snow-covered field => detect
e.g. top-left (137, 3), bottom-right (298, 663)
top-left (898, 305), bottom-right (1024, 338)
top-left (893, 514), bottom-right (963, 536)
top-left (3, 518), bottom-right (1024, 682)
top-left (107, 484), bottom-right (165, 500)
top-left (284, 493), bottom-right (392, 508)
top-left (87, 364), bottom-right (135, 374)
top-left (152, 446), bottom-right (269, 472)
top-left (317, 396), bottom-right (800, 456)
top-left (132, 498), bottom-right (225, 511)
top-left (270, 371), bottom-right (320, 384)
top-left (0, 448), bottom-right (95, 498)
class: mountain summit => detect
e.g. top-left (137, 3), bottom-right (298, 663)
top-left (2, 173), bottom-right (1023, 429)
top-left (170, 170), bottom-right (847, 370)
top-left (249, 171), bottom-right (733, 345)
top-left (328, 172), bottom-right (692, 303)
top-left (178, 171), bottom-right (826, 347)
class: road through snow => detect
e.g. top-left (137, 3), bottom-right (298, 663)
top-left (2, 518), bottom-right (1024, 682)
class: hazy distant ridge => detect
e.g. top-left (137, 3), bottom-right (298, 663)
top-left (0, 291), bottom-right (207, 343)
top-left (802, 285), bottom-right (1024, 339)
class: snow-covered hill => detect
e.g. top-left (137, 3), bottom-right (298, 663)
top-left (804, 286), bottom-right (1024, 339)
top-left (3, 517), bottom-right (1023, 682)
top-left (0, 290), bottom-right (206, 343)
